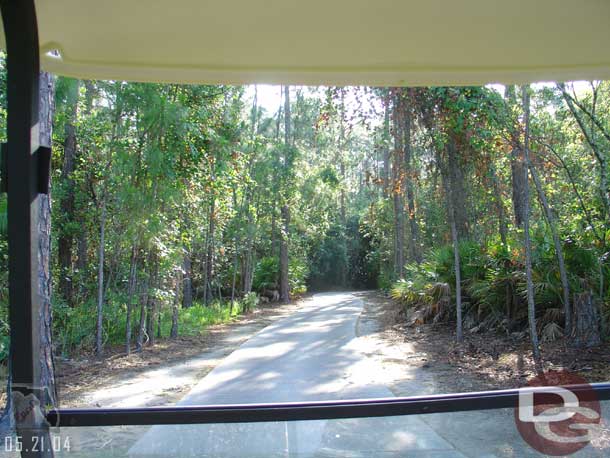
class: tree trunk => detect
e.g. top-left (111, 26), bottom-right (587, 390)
top-left (136, 282), bottom-right (147, 351)
top-left (76, 230), bottom-right (88, 307)
top-left (489, 163), bottom-right (512, 328)
top-left (450, 213), bottom-right (463, 342)
top-left (146, 252), bottom-right (159, 346)
top-left (570, 291), bottom-right (601, 348)
top-left (171, 269), bottom-right (181, 339)
top-left (242, 200), bottom-right (255, 295)
top-left (393, 192), bottom-right (405, 278)
top-left (136, 251), bottom-right (153, 351)
top-left (402, 92), bottom-right (421, 263)
top-left (95, 197), bottom-right (107, 356)
top-left (529, 163), bottom-right (572, 335)
top-left (279, 85), bottom-right (291, 303)
top-left (382, 92), bottom-right (391, 196)
top-left (76, 231), bottom-right (88, 272)
top-left (244, 255), bottom-right (253, 294)
top-left (230, 240), bottom-right (238, 314)
top-left (241, 194), bottom-right (256, 296)
top-left (392, 91), bottom-right (405, 278)
top-left (446, 134), bottom-right (469, 239)
top-left (438, 144), bottom-right (463, 342)
top-left (201, 235), bottom-right (208, 304)
top-left (489, 164), bottom-right (508, 246)
top-left (57, 79), bottom-right (80, 306)
top-left (125, 245), bottom-right (138, 354)
top-left (271, 208), bottom-right (278, 257)
top-left (339, 89), bottom-right (347, 226)
top-left (242, 245), bottom-right (254, 295)
top-left (203, 197), bottom-right (216, 305)
top-left (338, 89), bottom-right (348, 285)
top-left (13, 70), bottom-right (58, 458)
top-left (522, 86), bottom-right (543, 373)
top-left (435, 137), bottom-right (463, 341)
top-left (104, 240), bottom-right (122, 305)
top-left (156, 308), bottom-right (162, 340)
top-left (37, 71), bottom-right (57, 412)
top-left (505, 85), bottom-right (528, 228)
top-left (279, 204), bottom-right (290, 302)
top-left (239, 166), bottom-right (256, 295)
top-left (182, 251), bottom-right (193, 308)
top-left (511, 150), bottom-right (527, 227)
top-left (74, 82), bottom-right (95, 301)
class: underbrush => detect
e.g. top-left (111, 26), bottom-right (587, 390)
top-left (53, 293), bottom-right (259, 357)
top-left (391, 233), bottom-right (610, 341)
top-left (253, 256), bottom-right (308, 295)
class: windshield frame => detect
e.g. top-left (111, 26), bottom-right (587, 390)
top-left (3, 0), bottom-right (610, 440)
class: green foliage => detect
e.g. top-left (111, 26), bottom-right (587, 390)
top-left (318, 166), bottom-right (340, 187)
top-left (242, 292), bottom-right (259, 313)
top-left (53, 298), bottom-right (127, 356)
top-left (158, 301), bottom-right (247, 337)
top-left (0, 302), bottom-right (8, 362)
top-left (54, 295), bottom-right (257, 356)
top-left (289, 257), bottom-right (309, 295)
top-left (393, 230), bottom-right (610, 337)
top-left (377, 268), bottom-right (395, 291)
top-left (253, 257), bottom-right (279, 291)
top-left (427, 241), bottom-right (486, 287)
top-left (309, 224), bottom-right (347, 290)
top-left (2, 53), bottom-right (610, 360)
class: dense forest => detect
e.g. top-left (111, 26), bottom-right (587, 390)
top-left (0, 55), bottom-right (609, 366)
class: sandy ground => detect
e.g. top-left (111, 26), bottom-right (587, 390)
top-left (57, 300), bottom-right (304, 408)
top-left (354, 292), bottom-right (610, 457)
top-left (363, 292), bottom-right (610, 393)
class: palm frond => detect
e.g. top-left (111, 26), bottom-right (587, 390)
top-left (541, 322), bottom-right (563, 342)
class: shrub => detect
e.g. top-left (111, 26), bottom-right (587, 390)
top-left (242, 292), bottom-right (259, 313)
top-left (289, 257), bottom-right (309, 295)
top-left (389, 233), bottom-right (608, 337)
top-left (253, 256), bottom-right (309, 296)
top-left (253, 257), bottom-right (278, 291)
top-left (53, 291), bottom-right (261, 357)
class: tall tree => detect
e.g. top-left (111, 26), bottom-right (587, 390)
top-left (391, 90), bottom-right (405, 278)
top-left (401, 90), bottom-right (421, 263)
top-left (57, 78), bottom-right (80, 306)
top-left (37, 71), bottom-right (57, 411)
top-left (95, 197), bottom-right (106, 356)
top-left (506, 85), bottom-right (528, 228)
top-left (279, 85), bottom-right (291, 302)
top-left (438, 145), bottom-right (463, 342)
top-left (529, 162), bottom-right (571, 334)
top-left (558, 82), bottom-right (610, 225)
top-left (522, 86), bottom-right (543, 372)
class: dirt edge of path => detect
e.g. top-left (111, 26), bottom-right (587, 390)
top-left (359, 290), bottom-right (610, 395)
top-left (57, 299), bottom-right (305, 407)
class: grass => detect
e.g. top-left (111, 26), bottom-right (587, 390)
top-left (157, 300), bottom-right (248, 337)
top-left (52, 293), bottom-right (258, 357)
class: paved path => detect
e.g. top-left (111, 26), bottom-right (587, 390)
top-left (129, 292), bottom-right (467, 457)
top-left (67, 304), bottom-right (301, 409)
top-left (50, 292), bottom-right (608, 457)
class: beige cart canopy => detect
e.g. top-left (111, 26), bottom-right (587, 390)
top-left (1, 0), bottom-right (610, 86)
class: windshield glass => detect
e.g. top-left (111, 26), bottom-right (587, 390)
top-left (1, 64), bottom-right (610, 457)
